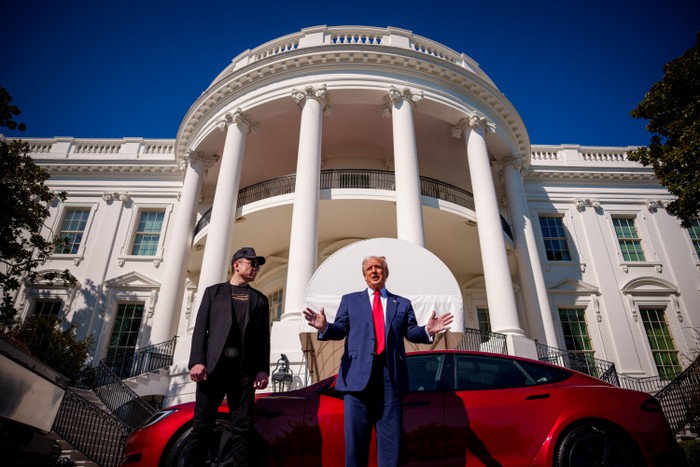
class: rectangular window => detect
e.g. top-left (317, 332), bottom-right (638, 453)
top-left (538, 215), bottom-right (571, 261)
top-left (55, 208), bottom-right (90, 254)
top-left (639, 307), bottom-right (681, 380)
top-left (268, 289), bottom-right (283, 324)
top-left (558, 308), bottom-right (594, 356)
top-left (688, 219), bottom-right (700, 258)
top-left (131, 210), bottom-right (165, 256)
top-left (612, 216), bottom-right (646, 261)
top-left (33, 300), bottom-right (62, 318)
top-left (106, 303), bottom-right (144, 377)
top-left (477, 307), bottom-right (491, 334)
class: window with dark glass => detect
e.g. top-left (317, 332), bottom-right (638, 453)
top-left (33, 299), bottom-right (62, 318)
top-left (106, 303), bottom-right (144, 377)
top-left (55, 208), bottom-right (90, 254)
top-left (639, 307), bottom-right (681, 380)
top-left (267, 289), bottom-right (283, 325)
top-left (612, 216), bottom-right (645, 261)
top-left (131, 210), bottom-right (165, 256)
top-left (688, 219), bottom-right (700, 258)
top-left (538, 215), bottom-right (571, 261)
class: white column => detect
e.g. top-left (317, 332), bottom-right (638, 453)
top-left (452, 116), bottom-right (523, 336)
top-left (499, 156), bottom-right (559, 346)
top-left (384, 87), bottom-right (425, 246)
top-left (151, 150), bottom-right (216, 343)
top-left (192, 109), bottom-right (257, 319)
top-left (282, 85), bottom-right (330, 319)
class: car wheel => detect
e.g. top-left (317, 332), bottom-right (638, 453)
top-left (555, 424), bottom-right (646, 467)
top-left (165, 418), bottom-right (235, 467)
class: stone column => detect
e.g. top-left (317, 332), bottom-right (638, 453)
top-left (192, 109), bottom-right (257, 321)
top-left (497, 156), bottom-right (558, 346)
top-left (151, 150), bottom-right (217, 344)
top-left (282, 85), bottom-right (331, 319)
top-left (383, 86), bottom-right (425, 246)
top-left (452, 115), bottom-right (523, 336)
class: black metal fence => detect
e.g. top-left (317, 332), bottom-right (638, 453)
top-left (536, 343), bottom-right (619, 385)
top-left (103, 336), bottom-right (178, 379)
top-left (53, 389), bottom-right (129, 467)
top-left (654, 355), bottom-right (700, 434)
top-left (93, 361), bottom-right (159, 429)
top-left (455, 328), bottom-right (508, 355)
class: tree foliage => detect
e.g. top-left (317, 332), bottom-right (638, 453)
top-left (4, 315), bottom-right (93, 381)
top-left (628, 34), bottom-right (700, 228)
top-left (0, 86), bottom-right (77, 326)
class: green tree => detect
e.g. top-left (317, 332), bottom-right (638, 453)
top-left (628, 34), bottom-right (700, 228)
top-left (0, 86), bottom-right (76, 326)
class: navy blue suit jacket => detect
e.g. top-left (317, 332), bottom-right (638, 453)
top-left (319, 289), bottom-right (431, 393)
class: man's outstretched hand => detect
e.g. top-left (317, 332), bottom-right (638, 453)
top-left (426, 310), bottom-right (454, 337)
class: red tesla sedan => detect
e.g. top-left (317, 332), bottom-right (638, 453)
top-left (120, 350), bottom-right (684, 466)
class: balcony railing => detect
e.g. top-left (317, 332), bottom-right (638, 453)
top-left (195, 169), bottom-right (490, 236)
top-left (103, 336), bottom-right (178, 380)
top-left (455, 328), bottom-right (508, 355)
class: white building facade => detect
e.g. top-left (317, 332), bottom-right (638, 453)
top-left (14, 26), bottom-right (700, 406)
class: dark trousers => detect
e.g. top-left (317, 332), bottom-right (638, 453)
top-left (187, 358), bottom-right (255, 467)
top-left (344, 355), bottom-right (403, 467)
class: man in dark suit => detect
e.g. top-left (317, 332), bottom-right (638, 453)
top-left (188, 247), bottom-right (271, 467)
top-left (303, 255), bottom-right (453, 467)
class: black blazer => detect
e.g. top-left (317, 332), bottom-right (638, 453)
top-left (188, 282), bottom-right (271, 377)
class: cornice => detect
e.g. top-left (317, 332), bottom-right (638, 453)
top-left (176, 45), bottom-right (527, 161)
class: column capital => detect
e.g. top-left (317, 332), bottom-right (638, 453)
top-left (216, 108), bottom-right (259, 134)
top-left (291, 85), bottom-right (333, 115)
top-left (382, 86), bottom-right (423, 117)
top-left (451, 113), bottom-right (496, 138)
top-left (181, 149), bottom-right (219, 171)
top-left (493, 154), bottom-right (525, 173)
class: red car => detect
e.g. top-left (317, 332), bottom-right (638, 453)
top-left (120, 350), bottom-right (684, 466)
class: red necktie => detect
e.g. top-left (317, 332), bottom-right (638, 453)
top-left (372, 290), bottom-right (385, 354)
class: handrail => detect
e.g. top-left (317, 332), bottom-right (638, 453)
top-left (195, 169), bottom-right (480, 236)
top-left (93, 361), bottom-right (158, 428)
top-left (103, 336), bottom-right (178, 379)
top-left (455, 328), bottom-right (508, 355)
top-left (654, 355), bottom-right (700, 434)
top-left (52, 388), bottom-right (129, 467)
top-left (536, 342), bottom-right (619, 385)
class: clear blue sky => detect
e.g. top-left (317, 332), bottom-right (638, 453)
top-left (2, 0), bottom-right (698, 146)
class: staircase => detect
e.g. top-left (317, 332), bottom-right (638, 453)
top-left (51, 337), bottom-right (177, 466)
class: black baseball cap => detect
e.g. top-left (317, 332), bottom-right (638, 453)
top-left (231, 247), bottom-right (266, 265)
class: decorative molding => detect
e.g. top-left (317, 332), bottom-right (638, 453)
top-left (645, 199), bottom-right (666, 212)
top-left (671, 295), bottom-right (682, 322)
top-left (450, 113), bottom-right (496, 138)
top-left (627, 294), bottom-right (638, 322)
top-left (381, 86), bottom-right (423, 117)
top-left (574, 198), bottom-right (600, 212)
top-left (291, 85), bottom-right (333, 115)
top-left (592, 295), bottom-right (601, 322)
top-left (180, 149), bottom-right (219, 172)
top-left (215, 108), bottom-right (259, 133)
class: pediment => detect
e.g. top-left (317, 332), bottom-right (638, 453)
top-left (548, 278), bottom-right (600, 295)
top-left (104, 271), bottom-right (160, 289)
top-left (621, 277), bottom-right (678, 295)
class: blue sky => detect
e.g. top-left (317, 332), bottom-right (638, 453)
top-left (2, 0), bottom-right (698, 146)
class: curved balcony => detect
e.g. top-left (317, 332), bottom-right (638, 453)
top-left (193, 169), bottom-right (512, 239)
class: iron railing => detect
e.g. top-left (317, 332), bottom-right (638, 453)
top-left (53, 388), bottom-right (129, 467)
top-left (455, 328), bottom-right (508, 355)
top-left (536, 343), bottom-right (619, 385)
top-left (655, 355), bottom-right (700, 434)
top-left (195, 169), bottom-right (489, 236)
top-left (93, 360), bottom-right (158, 428)
top-left (103, 336), bottom-right (178, 379)
top-left (617, 373), bottom-right (666, 393)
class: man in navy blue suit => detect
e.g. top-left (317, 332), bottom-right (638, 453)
top-left (303, 255), bottom-right (453, 467)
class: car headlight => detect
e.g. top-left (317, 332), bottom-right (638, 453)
top-left (141, 409), bottom-right (177, 428)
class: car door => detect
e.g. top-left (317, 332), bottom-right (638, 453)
top-left (444, 354), bottom-right (567, 466)
top-left (402, 353), bottom-right (449, 466)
